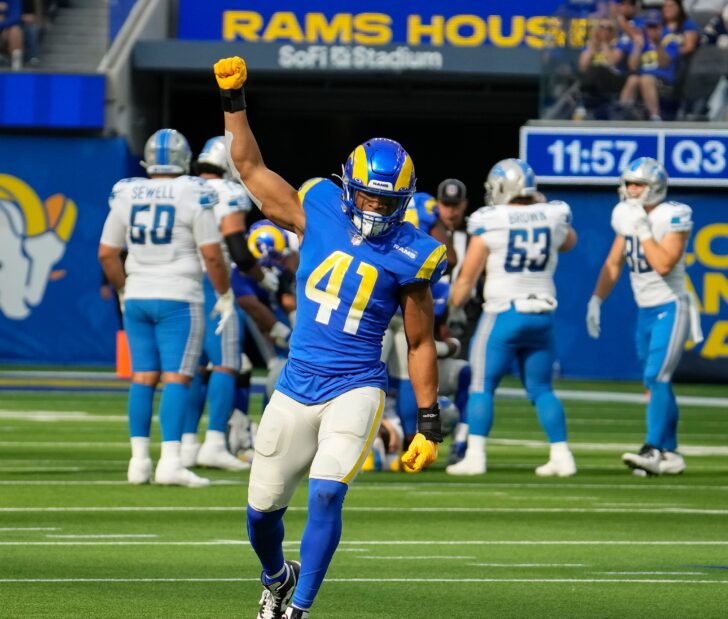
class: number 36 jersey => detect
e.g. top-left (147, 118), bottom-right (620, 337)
top-left (467, 201), bottom-right (572, 314)
top-left (277, 178), bottom-right (447, 404)
top-left (611, 200), bottom-right (692, 308)
top-left (100, 176), bottom-right (221, 303)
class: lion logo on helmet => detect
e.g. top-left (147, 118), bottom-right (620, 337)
top-left (0, 174), bottom-right (77, 319)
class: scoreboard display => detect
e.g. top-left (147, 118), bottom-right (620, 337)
top-left (520, 124), bottom-right (728, 187)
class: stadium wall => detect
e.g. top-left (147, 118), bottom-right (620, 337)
top-left (0, 136), bottom-right (138, 365)
top-left (551, 188), bottom-right (728, 382)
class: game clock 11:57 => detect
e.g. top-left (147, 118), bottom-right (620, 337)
top-left (523, 132), bottom-right (659, 181)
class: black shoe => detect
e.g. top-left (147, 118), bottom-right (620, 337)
top-left (257, 560), bottom-right (301, 619)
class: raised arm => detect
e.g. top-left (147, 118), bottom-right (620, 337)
top-left (214, 57), bottom-right (305, 239)
top-left (640, 231), bottom-right (689, 276)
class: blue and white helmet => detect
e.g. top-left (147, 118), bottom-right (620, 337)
top-left (196, 136), bottom-right (229, 176)
top-left (341, 137), bottom-right (416, 238)
top-left (142, 128), bottom-right (192, 176)
top-left (485, 158), bottom-right (537, 205)
top-left (619, 157), bottom-right (668, 206)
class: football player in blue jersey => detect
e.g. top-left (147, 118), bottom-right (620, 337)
top-left (215, 56), bottom-right (446, 619)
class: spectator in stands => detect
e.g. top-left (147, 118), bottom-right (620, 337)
top-left (612, 0), bottom-right (644, 39)
top-left (662, 0), bottom-right (700, 55)
top-left (578, 19), bottom-right (627, 117)
top-left (700, 4), bottom-right (728, 46)
top-left (0, 0), bottom-right (23, 70)
top-left (619, 10), bottom-right (682, 120)
top-left (21, 0), bottom-right (42, 66)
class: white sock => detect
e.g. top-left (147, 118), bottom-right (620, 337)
top-left (549, 441), bottom-right (571, 459)
top-left (454, 422), bottom-right (469, 443)
top-left (130, 437), bottom-right (150, 460)
top-left (181, 433), bottom-right (199, 446)
top-left (466, 435), bottom-right (486, 461)
top-left (203, 429), bottom-right (227, 448)
top-left (160, 441), bottom-right (181, 461)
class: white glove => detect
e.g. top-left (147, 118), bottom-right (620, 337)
top-left (435, 337), bottom-right (461, 359)
top-left (269, 321), bottom-right (291, 348)
top-left (586, 295), bottom-right (602, 339)
top-left (627, 199), bottom-right (653, 242)
top-left (212, 288), bottom-right (235, 335)
top-left (260, 267), bottom-right (279, 293)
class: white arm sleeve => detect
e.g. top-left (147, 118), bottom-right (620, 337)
top-left (193, 207), bottom-right (223, 247)
top-left (100, 209), bottom-right (127, 247)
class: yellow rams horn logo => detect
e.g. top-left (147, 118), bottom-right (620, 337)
top-left (0, 174), bottom-right (77, 320)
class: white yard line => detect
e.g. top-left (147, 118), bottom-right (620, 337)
top-left (498, 387), bottom-right (728, 408)
top-left (2, 505), bottom-right (728, 515)
top-left (0, 412), bottom-right (126, 422)
top-left (0, 539), bottom-right (727, 546)
top-left (355, 556), bottom-right (475, 560)
top-left (0, 577), bottom-right (725, 584)
top-left (0, 528), bottom-right (58, 532)
top-left (470, 563), bottom-right (586, 567)
top-left (46, 534), bottom-right (158, 539)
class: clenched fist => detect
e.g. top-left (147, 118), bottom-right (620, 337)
top-left (214, 56), bottom-right (247, 91)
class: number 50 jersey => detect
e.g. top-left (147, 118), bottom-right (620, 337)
top-left (100, 176), bottom-right (221, 303)
top-left (467, 201), bottom-right (572, 314)
top-left (277, 178), bottom-right (447, 404)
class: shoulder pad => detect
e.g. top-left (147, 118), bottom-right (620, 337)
top-left (467, 205), bottom-right (499, 235)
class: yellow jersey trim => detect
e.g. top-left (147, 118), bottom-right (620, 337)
top-left (415, 244), bottom-right (447, 280)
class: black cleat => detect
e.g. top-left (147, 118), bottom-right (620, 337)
top-left (257, 560), bottom-right (300, 619)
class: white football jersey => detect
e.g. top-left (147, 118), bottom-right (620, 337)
top-left (611, 200), bottom-right (692, 307)
top-left (203, 177), bottom-right (252, 269)
top-left (100, 175), bottom-right (221, 303)
top-left (467, 201), bottom-right (572, 313)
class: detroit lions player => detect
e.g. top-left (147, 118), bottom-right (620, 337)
top-left (98, 129), bottom-right (234, 487)
top-left (587, 157), bottom-right (699, 476)
top-left (447, 158), bottom-right (578, 477)
top-left (215, 56), bottom-right (446, 619)
top-left (181, 137), bottom-right (276, 472)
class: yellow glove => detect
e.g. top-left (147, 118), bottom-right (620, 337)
top-left (400, 433), bottom-right (438, 473)
top-left (214, 57), bottom-right (247, 90)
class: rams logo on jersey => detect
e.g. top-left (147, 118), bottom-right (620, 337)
top-left (0, 174), bottom-right (77, 319)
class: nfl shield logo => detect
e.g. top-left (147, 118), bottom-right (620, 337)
top-left (351, 234), bottom-right (363, 246)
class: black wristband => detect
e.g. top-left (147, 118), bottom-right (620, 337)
top-left (417, 403), bottom-right (443, 443)
top-left (220, 88), bottom-right (246, 113)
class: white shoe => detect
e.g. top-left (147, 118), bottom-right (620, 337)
top-left (535, 451), bottom-right (577, 477)
top-left (196, 442), bottom-right (251, 471)
top-left (446, 452), bottom-right (486, 476)
top-left (227, 409), bottom-right (255, 456)
top-left (623, 444), bottom-right (662, 475)
top-left (180, 440), bottom-right (200, 468)
top-left (154, 458), bottom-right (210, 487)
top-left (659, 450), bottom-right (686, 475)
top-left (127, 457), bottom-right (152, 484)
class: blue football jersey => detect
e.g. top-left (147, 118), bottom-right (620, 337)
top-left (276, 178), bottom-right (446, 404)
top-left (404, 192), bottom-right (439, 233)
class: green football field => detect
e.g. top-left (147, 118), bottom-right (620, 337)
top-left (1, 380), bottom-right (728, 618)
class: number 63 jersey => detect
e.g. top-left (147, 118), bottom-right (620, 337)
top-left (276, 178), bottom-right (447, 405)
top-left (467, 201), bottom-right (572, 314)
